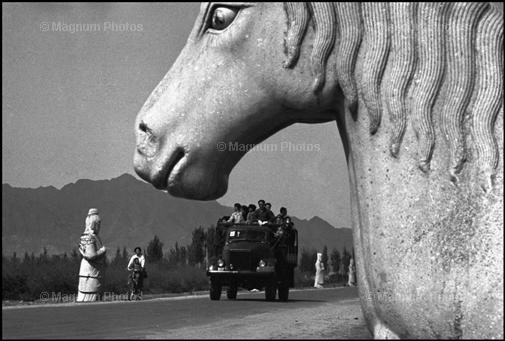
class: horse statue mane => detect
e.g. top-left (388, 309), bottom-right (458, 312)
top-left (283, 3), bottom-right (503, 186)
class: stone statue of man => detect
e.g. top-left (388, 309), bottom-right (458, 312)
top-left (76, 208), bottom-right (107, 302)
top-left (314, 252), bottom-right (325, 288)
top-left (348, 258), bottom-right (356, 287)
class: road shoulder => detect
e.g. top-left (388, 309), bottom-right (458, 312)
top-left (147, 297), bottom-right (372, 339)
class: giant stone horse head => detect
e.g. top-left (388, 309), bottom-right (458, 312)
top-left (134, 3), bottom-right (503, 338)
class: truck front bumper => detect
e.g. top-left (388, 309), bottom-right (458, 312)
top-left (207, 268), bottom-right (276, 284)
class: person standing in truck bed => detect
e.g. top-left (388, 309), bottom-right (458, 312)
top-left (227, 203), bottom-right (245, 224)
top-left (275, 207), bottom-right (292, 226)
top-left (241, 205), bottom-right (248, 222)
top-left (246, 204), bottom-right (256, 223)
top-left (252, 199), bottom-right (275, 223)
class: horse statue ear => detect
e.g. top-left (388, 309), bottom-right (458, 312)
top-left (283, 3), bottom-right (337, 94)
top-left (283, 3), bottom-right (309, 69)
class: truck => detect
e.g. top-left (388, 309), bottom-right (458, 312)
top-left (206, 220), bottom-right (298, 301)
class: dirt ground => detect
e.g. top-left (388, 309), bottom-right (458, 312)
top-left (148, 297), bottom-right (372, 339)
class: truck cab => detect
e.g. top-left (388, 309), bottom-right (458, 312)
top-left (207, 221), bottom-right (298, 301)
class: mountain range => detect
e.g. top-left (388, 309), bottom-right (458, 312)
top-left (2, 174), bottom-right (353, 257)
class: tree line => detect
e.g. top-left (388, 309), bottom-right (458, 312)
top-left (2, 225), bottom-right (353, 302)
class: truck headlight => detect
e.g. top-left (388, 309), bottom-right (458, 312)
top-left (258, 259), bottom-right (266, 267)
top-left (217, 259), bottom-right (225, 267)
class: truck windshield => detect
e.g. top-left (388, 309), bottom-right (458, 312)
top-left (227, 230), bottom-right (267, 243)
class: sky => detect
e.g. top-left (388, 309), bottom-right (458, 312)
top-left (2, 3), bottom-right (351, 228)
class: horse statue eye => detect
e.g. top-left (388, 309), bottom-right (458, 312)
top-left (210, 7), bottom-right (238, 31)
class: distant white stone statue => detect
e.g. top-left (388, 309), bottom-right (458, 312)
top-left (77, 208), bottom-right (107, 302)
top-left (314, 252), bottom-right (325, 288)
top-left (348, 258), bottom-right (356, 287)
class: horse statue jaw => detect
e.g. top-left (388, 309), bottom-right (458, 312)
top-left (134, 2), bottom-right (503, 338)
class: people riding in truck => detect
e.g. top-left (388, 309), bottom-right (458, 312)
top-left (241, 205), bottom-right (248, 221)
top-left (252, 199), bottom-right (275, 224)
top-left (227, 203), bottom-right (245, 224)
top-left (273, 207), bottom-right (295, 246)
top-left (246, 204), bottom-right (256, 223)
top-left (275, 207), bottom-right (292, 226)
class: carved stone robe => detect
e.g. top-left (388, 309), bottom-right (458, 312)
top-left (348, 259), bottom-right (356, 287)
top-left (77, 233), bottom-right (106, 302)
top-left (314, 256), bottom-right (325, 287)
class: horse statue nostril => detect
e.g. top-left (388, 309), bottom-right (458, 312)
top-left (136, 122), bottom-right (159, 158)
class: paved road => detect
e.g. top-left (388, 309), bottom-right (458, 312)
top-left (3, 287), bottom-right (371, 339)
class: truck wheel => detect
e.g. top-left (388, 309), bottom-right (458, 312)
top-left (226, 285), bottom-right (238, 300)
top-left (210, 279), bottom-right (222, 300)
top-left (265, 283), bottom-right (276, 301)
top-left (278, 284), bottom-right (289, 301)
